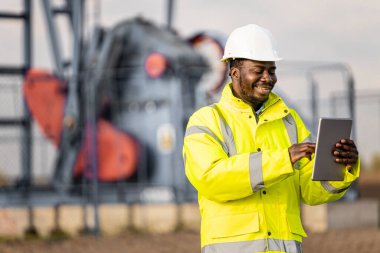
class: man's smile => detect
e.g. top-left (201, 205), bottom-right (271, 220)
top-left (254, 83), bottom-right (273, 94)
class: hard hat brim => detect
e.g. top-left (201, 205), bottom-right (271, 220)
top-left (220, 56), bottom-right (282, 62)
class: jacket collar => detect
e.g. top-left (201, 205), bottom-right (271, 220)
top-left (219, 82), bottom-right (290, 120)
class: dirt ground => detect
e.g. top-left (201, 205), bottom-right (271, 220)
top-left (0, 228), bottom-right (380, 253)
top-left (0, 172), bottom-right (379, 253)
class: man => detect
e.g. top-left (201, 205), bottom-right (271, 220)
top-left (183, 24), bottom-right (359, 253)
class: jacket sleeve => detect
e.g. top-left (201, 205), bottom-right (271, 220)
top-left (299, 159), bottom-right (360, 205)
top-left (183, 107), bottom-right (294, 202)
top-left (291, 111), bottom-right (361, 205)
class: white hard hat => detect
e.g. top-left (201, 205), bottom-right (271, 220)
top-left (221, 24), bottom-right (282, 62)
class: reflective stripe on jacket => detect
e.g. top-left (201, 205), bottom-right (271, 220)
top-left (183, 83), bottom-right (360, 253)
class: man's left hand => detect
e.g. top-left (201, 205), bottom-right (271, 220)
top-left (332, 139), bottom-right (359, 168)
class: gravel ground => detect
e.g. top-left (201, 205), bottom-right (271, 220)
top-left (0, 228), bottom-right (380, 253)
top-left (303, 229), bottom-right (380, 253)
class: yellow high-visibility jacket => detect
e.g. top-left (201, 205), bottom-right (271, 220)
top-left (183, 83), bottom-right (360, 253)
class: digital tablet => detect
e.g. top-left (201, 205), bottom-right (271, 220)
top-left (312, 118), bottom-right (352, 181)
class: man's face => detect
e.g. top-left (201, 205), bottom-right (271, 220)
top-left (231, 60), bottom-right (277, 106)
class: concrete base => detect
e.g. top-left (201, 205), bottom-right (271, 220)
top-left (0, 203), bottom-right (201, 239)
top-left (2, 199), bottom-right (377, 239)
top-left (302, 198), bottom-right (379, 233)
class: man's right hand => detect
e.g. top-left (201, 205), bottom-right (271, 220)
top-left (288, 143), bottom-right (316, 165)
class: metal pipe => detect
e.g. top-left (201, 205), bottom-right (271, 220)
top-left (65, 0), bottom-right (74, 28)
top-left (347, 73), bottom-right (356, 139)
top-left (56, 0), bottom-right (83, 189)
top-left (0, 118), bottom-right (28, 126)
top-left (0, 12), bottom-right (26, 19)
top-left (23, 0), bottom-right (32, 76)
top-left (73, 0), bottom-right (100, 236)
top-left (0, 66), bottom-right (25, 75)
top-left (307, 73), bottom-right (319, 134)
top-left (41, 0), bottom-right (65, 77)
top-left (23, 0), bottom-right (35, 235)
top-left (22, 0), bottom-right (32, 187)
top-left (167, 0), bottom-right (174, 29)
top-left (52, 8), bottom-right (70, 15)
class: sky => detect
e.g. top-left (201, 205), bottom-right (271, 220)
top-left (1, 0), bottom-right (380, 163)
top-left (2, 0), bottom-right (378, 105)
top-left (1, 0), bottom-right (379, 90)
top-left (100, 0), bottom-right (380, 90)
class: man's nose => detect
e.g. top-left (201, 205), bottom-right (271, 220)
top-left (261, 70), bottom-right (272, 83)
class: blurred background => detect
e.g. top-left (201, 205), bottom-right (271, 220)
top-left (0, 1), bottom-right (379, 252)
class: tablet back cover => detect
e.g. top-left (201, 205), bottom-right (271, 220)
top-left (312, 118), bottom-right (352, 181)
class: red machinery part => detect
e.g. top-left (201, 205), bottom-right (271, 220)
top-left (23, 69), bottom-right (139, 181)
top-left (23, 69), bottom-right (65, 146)
top-left (189, 33), bottom-right (227, 96)
top-left (144, 52), bottom-right (168, 79)
top-left (74, 119), bottom-right (139, 181)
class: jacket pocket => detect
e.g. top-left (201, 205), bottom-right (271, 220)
top-left (209, 212), bottom-right (260, 239)
top-left (287, 213), bottom-right (307, 237)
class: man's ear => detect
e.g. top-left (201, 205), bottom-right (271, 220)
top-left (230, 67), bottom-right (240, 80)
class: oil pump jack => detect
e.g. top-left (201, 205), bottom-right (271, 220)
top-left (24, 2), bottom-right (209, 191)
top-left (1, 0), bottom-right (212, 235)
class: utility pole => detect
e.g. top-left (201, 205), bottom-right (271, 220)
top-left (167, 0), bottom-right (174, 29)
